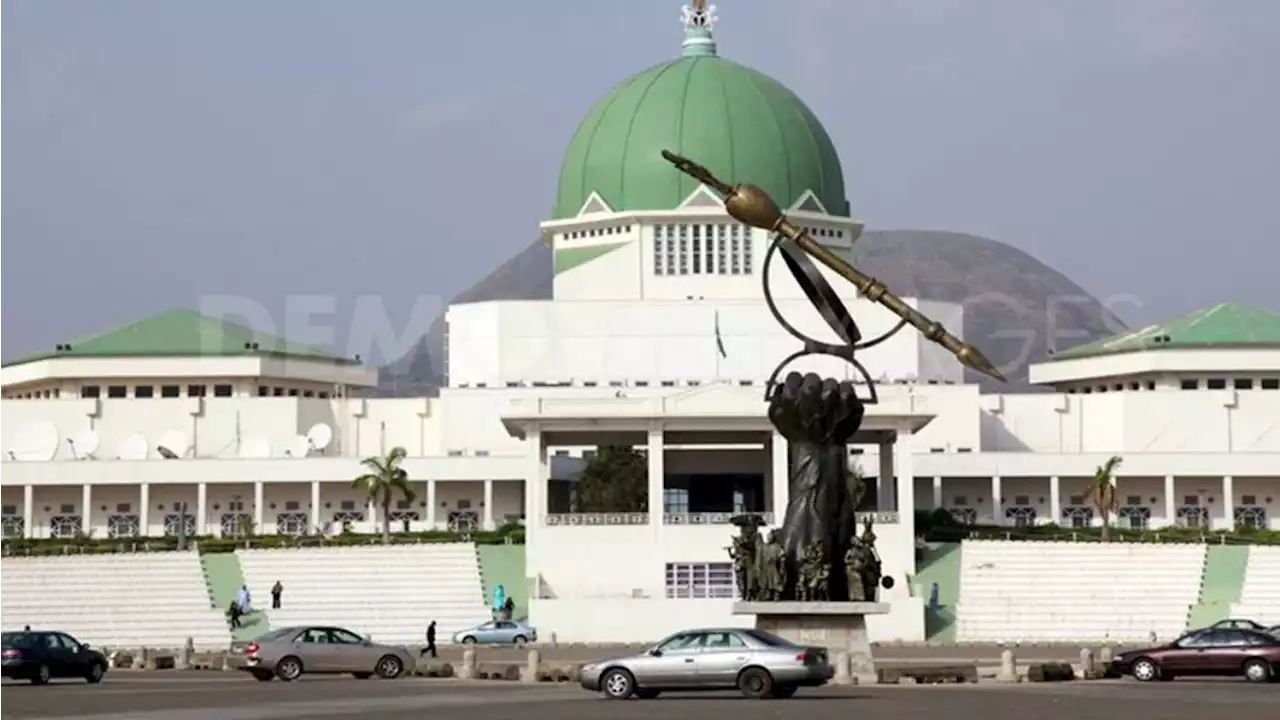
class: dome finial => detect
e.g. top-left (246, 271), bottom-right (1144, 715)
top-left (680, 0), bottom-right (718, 57)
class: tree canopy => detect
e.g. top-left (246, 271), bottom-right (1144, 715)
top-left (576, 444), bottom-right (649, 513)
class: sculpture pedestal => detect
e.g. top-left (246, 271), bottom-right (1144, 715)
top-left (734, 602), bottom-right (888, 686)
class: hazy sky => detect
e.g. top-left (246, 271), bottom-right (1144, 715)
top-left (4, 0), bottom-right (1277, 364)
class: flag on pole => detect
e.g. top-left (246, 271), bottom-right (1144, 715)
top-left (714, 311), bottom-right (728, 358)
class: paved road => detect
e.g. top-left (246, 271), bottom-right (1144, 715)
top-left (3, 675), bottom-right (1275, 720)
top-left (424, 642), bottom-right (1142, 665)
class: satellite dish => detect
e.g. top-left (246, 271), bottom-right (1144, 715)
top-left (306, 423), bottom-right (333, 452)
top-left (68, 430), bottom-right (101, 460)
top-left (157, 430), bottom-right (190, 459)
top-left (238, 436), bottom-right (272, 459)
top-left (285, 435), bottom-right (310, 458)
top-left (10, 422), bottom-right (60, 461)
top-left (117, 433), bottom-right (149, 461)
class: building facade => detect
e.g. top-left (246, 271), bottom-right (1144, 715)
top-left (3, 4), bottom-right (1279, 643)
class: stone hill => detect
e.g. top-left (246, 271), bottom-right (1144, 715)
top-left (376, 231), bottom-right (1125, 395)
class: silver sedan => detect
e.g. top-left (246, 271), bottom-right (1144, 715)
top-left (579, 627), bottom-right (834, 699)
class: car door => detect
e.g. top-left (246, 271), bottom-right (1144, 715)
top-left (1159, 630), bottom-right (1213, 673)
top-left (296, 627), bottom-right (340, 672)
top-left (53, 633), bottom-right (91, 676)
top-left (629, 632), bottom-right (704, 688)
top-left (693, 631), bottom-right (750, 687)
top-left (327, 627), bottom-right (377, 673)
top-left (492, 621), bottom-right (518, 644)
top-left (37, 634), bottom-right (73, 677)
top-left (472, 622), bottom-right (497, 644)
top-left (1202, 630), bottom-right (1252, 675)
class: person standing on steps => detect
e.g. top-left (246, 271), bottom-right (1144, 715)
top-left (271, 581), bottom-right (283, 609)
top-left (421, 621), bottom-right (438, 658)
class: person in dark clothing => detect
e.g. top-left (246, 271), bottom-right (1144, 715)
top-left (271, 581), bottom-right (283, 609)
top-left (226, 601), bottom-right (242, 629)
top-left (421, 621), bottom-right (437, 658)
top-left (501, 597), bottom-right (515, 621)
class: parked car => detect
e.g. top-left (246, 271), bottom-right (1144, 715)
top-left (1209, 618), bottom-right (1269, 632)
top-left (239, 625), bottom-right (415, 682)
top-left (579, 627), bottom-right (834, 700)
top-left (1111, 628), bottom-right (1280, 683)
top-left (1, 630), bottom-right (108, 685)
top-left (452, 620), bottom-right (537, 646)
top-left (1266, 625), bottom-right (1280, 640)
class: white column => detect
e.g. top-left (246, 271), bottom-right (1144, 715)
top-left (524, 426), bottom-right (547, 527)
top-left (647, 424), bottom-right (665, 530)
top-left (931, 476), bottom-right (943, 510)
top-left (23, 485), bottom-right (34, 539)
top-left (139, 484), bottom-right (151, 537)
top-left (81, 484), bottom-right (92, 535)
top-left (253, 481), bottom-right (265, 532)
top-left (895, 429), bottom-right (917, 576)
top-left (483, 480), bottom-right (495, 530)
top-left (196, 482), bottom-right (208, 536)
top-left (770, 432), bottom-right (788, 525)
top-left (367, 498), bottom-right (377, 531)
top-left (1163, 475), bottom-right (1176, 528)
top-left (877, 441), bottom-right (894, 512)
top-left (310, 480), bottom-right (322, 533)
top-left (1222, 475), bottom-right (1235, 531)
top-left (426, 480), bottom-right (437, 530)
top-left (1049, 476), bottom-right (1061, 527)
top-left (990, 475), bottom-right (1002, 526)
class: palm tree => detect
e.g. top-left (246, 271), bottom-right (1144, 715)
top-left (352, 446), bottom-right (416, 545)
top-left (1084, 456), bottom-right (1123, 542)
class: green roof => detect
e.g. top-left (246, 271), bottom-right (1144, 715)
top-left (1050, 302), bottom-right (1280, 361)
top-left (553, 19), bottom-right (846, 219)
top-left (3, 307), bottom-right (360, 368)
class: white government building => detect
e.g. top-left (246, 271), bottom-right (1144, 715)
top-left (3, 5), bottom-right (1278, 643)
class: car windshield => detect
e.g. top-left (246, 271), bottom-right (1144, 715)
top-left (254, 628), bottom-right (298, 642)
top-left (740, 629), bottom-right (798, 648)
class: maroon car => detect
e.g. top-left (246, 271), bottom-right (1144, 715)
top-left (1112, 628), bottom-right (1280, 683)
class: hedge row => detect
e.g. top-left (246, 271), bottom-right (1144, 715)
top-left (2, 524), bottom-right (525, 556)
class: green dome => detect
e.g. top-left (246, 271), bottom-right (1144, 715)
top-left (553, 28), bottom-right (848, 219)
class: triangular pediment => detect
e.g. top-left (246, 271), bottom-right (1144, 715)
top-left (661, 382), bottom-right (763, 415)
top-left (790, 190), bottom-right (828, 214)
top-left (576, 192), bottom-right (613, 217)
top-left (678, 185), bottom-right (724, 210)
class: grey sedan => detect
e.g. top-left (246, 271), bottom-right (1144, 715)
top-left (580, 627), bottom-right (834, 699)
top-left (238, 626), bottom-right (416, 681)
top-left (452, 620), bottom-right (538, 646)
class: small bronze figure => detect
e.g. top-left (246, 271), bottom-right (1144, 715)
top-left (762, 530), bottom-right (787, 601)
top-left (844, 540), bottom-right (867, 602)
top-left (729, 520), bottom-right (762, 600)
top-left (798, 542), bottom-right (828, 602)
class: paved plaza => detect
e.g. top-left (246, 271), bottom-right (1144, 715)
top-left (2, 674), bottom-right (1274, 720)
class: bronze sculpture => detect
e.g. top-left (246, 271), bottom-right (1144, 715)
top-left (667, 151), bottom-right (1003, 602)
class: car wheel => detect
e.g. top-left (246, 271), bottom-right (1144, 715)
top-left (85, 662), bottom-right (105, 684)
top-left (275, 656), bottom-right (304, 681)
top-left (1242, 658), bottom-right (1271, 684)
top-left (600, 668), bottom-right (635, 700)
top-left (635, 689), bottom-right (661, 700)
top-left (32, 663), bottom-right (51, 685)
top-left (1131, 658), bottom-right (1159, 682)
top-left (512, 635), bottom-right (527, 648)
top-left (250, 669), bottom-right (275, 682)
top-left (375, 654), bottom-right (404, 679)
top-left (737, 667), bottom-right (774, 699)
top-left (771, 685), bottom-right (798, 699)
top-left (461, 636), bottom-right (477, 645)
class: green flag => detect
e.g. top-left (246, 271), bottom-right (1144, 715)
top-left (714, 311), bottom-right (727, 358)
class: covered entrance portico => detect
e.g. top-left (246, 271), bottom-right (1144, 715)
top-left (500, 383), bottom-right (934, 644)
